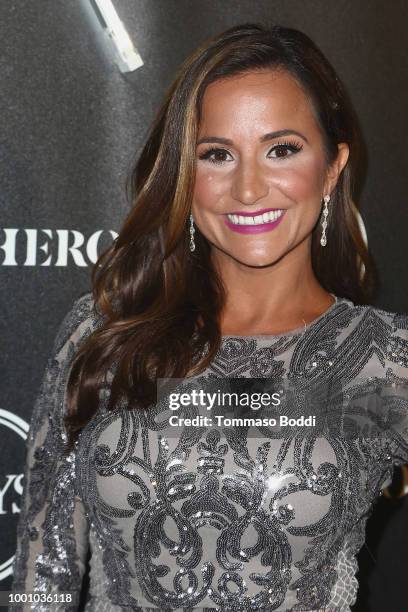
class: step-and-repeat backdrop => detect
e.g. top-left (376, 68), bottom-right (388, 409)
top-left (2, 1), bottom-right (408, 609)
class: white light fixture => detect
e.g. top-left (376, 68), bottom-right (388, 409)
top-left (92, 0), bottom-right (143, 73)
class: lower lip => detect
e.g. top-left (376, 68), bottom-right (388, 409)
top-left (223, 212), bottom-right (286, 234)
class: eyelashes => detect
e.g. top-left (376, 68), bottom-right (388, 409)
top-left (198, 140), bottom-right (304, 166)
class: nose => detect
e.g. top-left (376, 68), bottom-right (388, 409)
top-left (231, 159), bottom-right (269, 206)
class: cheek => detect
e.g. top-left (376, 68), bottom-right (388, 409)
top-left (193, 169), bottom-right (228, 209)
top-left (275, 159), bottom-right (325, 207)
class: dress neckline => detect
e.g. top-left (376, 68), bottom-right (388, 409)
top-left (221, 294), bottom-right (349, 340)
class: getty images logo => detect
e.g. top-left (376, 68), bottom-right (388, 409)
top-left (0, 229), bottom-right (118, 266)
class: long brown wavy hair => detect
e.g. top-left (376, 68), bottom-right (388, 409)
top-left (63, 22), bottom-right (376, 454)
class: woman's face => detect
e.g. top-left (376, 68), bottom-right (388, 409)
top-left (192, 69), bottom-right (349, 267)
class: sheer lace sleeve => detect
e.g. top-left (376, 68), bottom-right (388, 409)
top-left (10, 292), bottom-right (99, 611)
top-left (384, 311), bottom-right (408, 466)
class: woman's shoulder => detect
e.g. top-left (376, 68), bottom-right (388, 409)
top-left (338, 296), bottom-right (408, 330)
top-left (52, 291), bottom-right (103, 357)
top-left (339, 299), bottom-right (408, 371)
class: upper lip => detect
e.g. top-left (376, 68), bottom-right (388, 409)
top-left (226, 207), bottom-right (285, 217)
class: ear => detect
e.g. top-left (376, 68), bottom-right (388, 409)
top-left (323, 142), bottom-right (350, 195)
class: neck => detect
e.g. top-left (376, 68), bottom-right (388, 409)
top-left (212, 242), bottom-right (333, 336)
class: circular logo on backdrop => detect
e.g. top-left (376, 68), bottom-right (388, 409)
top-left (0, 409), bottom-right (29, 582)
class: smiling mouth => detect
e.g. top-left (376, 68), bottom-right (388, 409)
top-left (226, 209), bottom-right (285, 226)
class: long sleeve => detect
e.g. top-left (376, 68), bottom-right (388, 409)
top-left (383, 311), bottom-right (408, 466)
top-left (10, 292), bottom-right (97, 611)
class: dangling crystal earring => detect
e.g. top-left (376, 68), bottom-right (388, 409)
top-left (320, 194), bottom-right (330, 247)
top-left (189, 213), bottom-right (195, 252)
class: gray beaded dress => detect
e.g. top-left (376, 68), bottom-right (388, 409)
top-left (10, 292), bottom-right (408, 611)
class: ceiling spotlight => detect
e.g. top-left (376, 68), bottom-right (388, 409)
top-left (92, 0), bottom-right (143, 73)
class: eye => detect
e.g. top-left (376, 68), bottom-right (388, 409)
top-left (268, 140), bottom-right (303, 159)
top-left (197, 147), bottom-right (233, 166)
top-left (197, 140), bottom-right (304, 166)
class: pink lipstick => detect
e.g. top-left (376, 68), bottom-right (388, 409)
top-left (223, 208), bottom-right (286, 234)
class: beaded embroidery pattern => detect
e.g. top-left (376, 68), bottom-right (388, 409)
top-left (10, 292), bottom-right (408, 611)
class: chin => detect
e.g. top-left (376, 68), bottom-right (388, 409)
top-left (229, 251), bottom-right (284, 268)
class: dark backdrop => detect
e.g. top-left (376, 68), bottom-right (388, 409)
top-left (1, 1), bottom-right (407, 609)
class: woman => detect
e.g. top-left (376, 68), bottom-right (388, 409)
top-left (11, 23), bottom-right (408, 612)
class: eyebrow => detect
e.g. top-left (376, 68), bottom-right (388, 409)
top-left (196, 129), bottom-right (309, 146)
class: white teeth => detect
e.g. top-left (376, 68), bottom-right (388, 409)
top-left (227, 210), bottom-right (284, 226)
